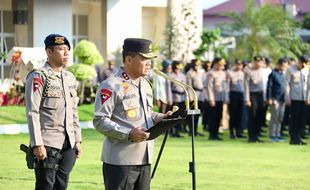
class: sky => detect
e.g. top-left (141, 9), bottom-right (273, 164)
top-left (203, 0), bottom-right (229, 10)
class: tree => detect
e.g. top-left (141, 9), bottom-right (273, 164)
top-left (193, 28), bottom-right (227, 61)
top-left (68, 40), bottom-right (103, 104)
top-left (302, 13), bottom-right (310, 30)
top-left (223, 0), bottom-right (301, 61)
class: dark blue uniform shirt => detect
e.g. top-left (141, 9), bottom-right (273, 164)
top-left (266, 69), bottom-right (286, 102)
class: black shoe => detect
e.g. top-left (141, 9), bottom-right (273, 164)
top-left (196, 132), bottom-right (205, 137)
top-left (301, 135), bottom-right (308, 139)
top-left (230, 134), bottom-right (235, 139)
top-left (208, 136), bottom-right (222, 141)
top-left (175, 133), bottom-right (184, 138)
top-left (236, 134), bottom-right (247, 138)
top-left (289, 140), bottom-right (306, 145)
top-left (248, 139), bottom-right (257, 143)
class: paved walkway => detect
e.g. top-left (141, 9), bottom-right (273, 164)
top-left (0, 121), bottom-right (94, 134)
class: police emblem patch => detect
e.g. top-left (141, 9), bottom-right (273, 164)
top-left (33, 77), bottom-right (43, 92)
top-left (55, 37), bottom-right (65, 44)
top-left (100, 89), bottom-right (112, 104)
top-left (127, 109), bottom-right (137, 119)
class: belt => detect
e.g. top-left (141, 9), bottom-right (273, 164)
top-left (193, 88), bottom-right (203, 92)
top-left (172, 90), bottom-right (185, 95)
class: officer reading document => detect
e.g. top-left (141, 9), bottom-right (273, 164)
top-left (25, 34), bottom-right (82, 190)
top-left (93, 38), bottom-right (173, 190)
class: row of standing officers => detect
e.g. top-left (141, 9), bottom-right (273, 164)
top-left (153, 55), bottom-right (310, 145)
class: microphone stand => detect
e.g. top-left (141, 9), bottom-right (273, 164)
top-left (184, 84), bottom-right (200, 190)
top-left (151, 68), bottom-right (200, 190)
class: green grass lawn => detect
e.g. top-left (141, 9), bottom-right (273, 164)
top-left (1, 129), bottom-right (309, 190)
top-left (0, 104), bottom-right (94, 124)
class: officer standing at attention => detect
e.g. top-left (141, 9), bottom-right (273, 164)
top-left (206, 58), bottom-right (228, 140)
top-left (286, 55), bottom-right (309, 145)
top-left (25, 34), bottom-right (82, 190)
top-left (186, 59), bottom-right (205, 136)
top-left (227, 59), bottom-right (246, 139)
top-left (93, 38), bottom-right (172, 190)
top-left (170, 60), bottom-right (187, 137)
top-left (244, 56), bottom-right (265, 143)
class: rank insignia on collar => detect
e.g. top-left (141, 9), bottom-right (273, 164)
top-left (100, 89), bottom-right (112, 104)
top-left (33, 77), bottom-right (43, 92)
top-left (122, 72), bottom-right (130, 80)
top-left (55, 37), bottom-right (65, 44)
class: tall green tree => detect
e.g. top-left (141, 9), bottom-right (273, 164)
top-left (223, 0), bottom-right (301, 61)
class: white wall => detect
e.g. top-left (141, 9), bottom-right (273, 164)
top-left (142, 7), bottom-right (167, 46)
top-left (107, 0), bottom-right (142, 55)
top-left (32, 0), bottom-right (72, 47)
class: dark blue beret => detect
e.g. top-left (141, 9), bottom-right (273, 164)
top-left (44, 34), bottom-right (71, 50)
top-left (123, 38), bottom-right (156, 58)
top-left (299, 55), bottom-right (310, 63)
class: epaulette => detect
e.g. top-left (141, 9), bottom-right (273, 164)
top-left (26, 68), bottom-right (48, 81)
top-left (144, 77), bottom-right (153, 89)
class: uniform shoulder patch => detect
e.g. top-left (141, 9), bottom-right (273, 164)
top-left (33, 76), bottom-right (43, 92)
top-left (100, 88), bottom-right (112, 104)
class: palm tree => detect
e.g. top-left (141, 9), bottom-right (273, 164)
top-left (223, 0), bottom-right (300, 61)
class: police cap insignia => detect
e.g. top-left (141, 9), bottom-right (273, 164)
top-left (44, 34), bottom-right (71, 50)
top-left (100, 89), bottom-right (112, 104)
top-left (55, 37), bottom-right (65, 44)
top-left (123, 38), bottom-right (157, 58)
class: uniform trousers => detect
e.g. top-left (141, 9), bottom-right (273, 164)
top-left (289, 100), bottom-right (307, 144)
top-left (247, 92), bottom-right (264, 141)
top-left (159, 100), bottom-right (171, 114)
top-left (202, 100), bottom-right (210, 130)
top-left (35, 139), bottom-right (76, 190)
top-left (103, 163), bottom-right (151, 190)
top-left (170, 102), bottom-right (185, 135)
top-left (228, 91), bottom-right (244, 137)
top-left (269, 100), bottom-right (286, 138)
top-left (208, 101), bottom-right (223, 138)
top-left (188, 101), bottom-right (204, 135)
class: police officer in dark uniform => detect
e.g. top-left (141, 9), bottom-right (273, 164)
top-left (25, 34), bottom-right (82, 190)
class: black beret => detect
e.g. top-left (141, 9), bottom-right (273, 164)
top-left (44, 34), bottom-right (71, 50)
top-left (299, 55), bottom-right (310, 63)
top-left (123, 38), bottom-right (156, 58)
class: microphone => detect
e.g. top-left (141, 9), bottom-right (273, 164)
top-left (153, 68), bottom-right (199, 111)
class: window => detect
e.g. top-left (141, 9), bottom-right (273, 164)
top-left (0, 10), bottom-right (16, 56)
top-left (72, 14), bottom-right (88, 48)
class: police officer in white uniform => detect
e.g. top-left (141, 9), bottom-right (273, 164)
top-left (286, 55), bottom-right (309, 145)
top-left (244, 56), bottom-right (265, 143)
top-left (25, 34), bottom-right (82, 190)
top-left (93, 38), bottom-right (171, 190)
